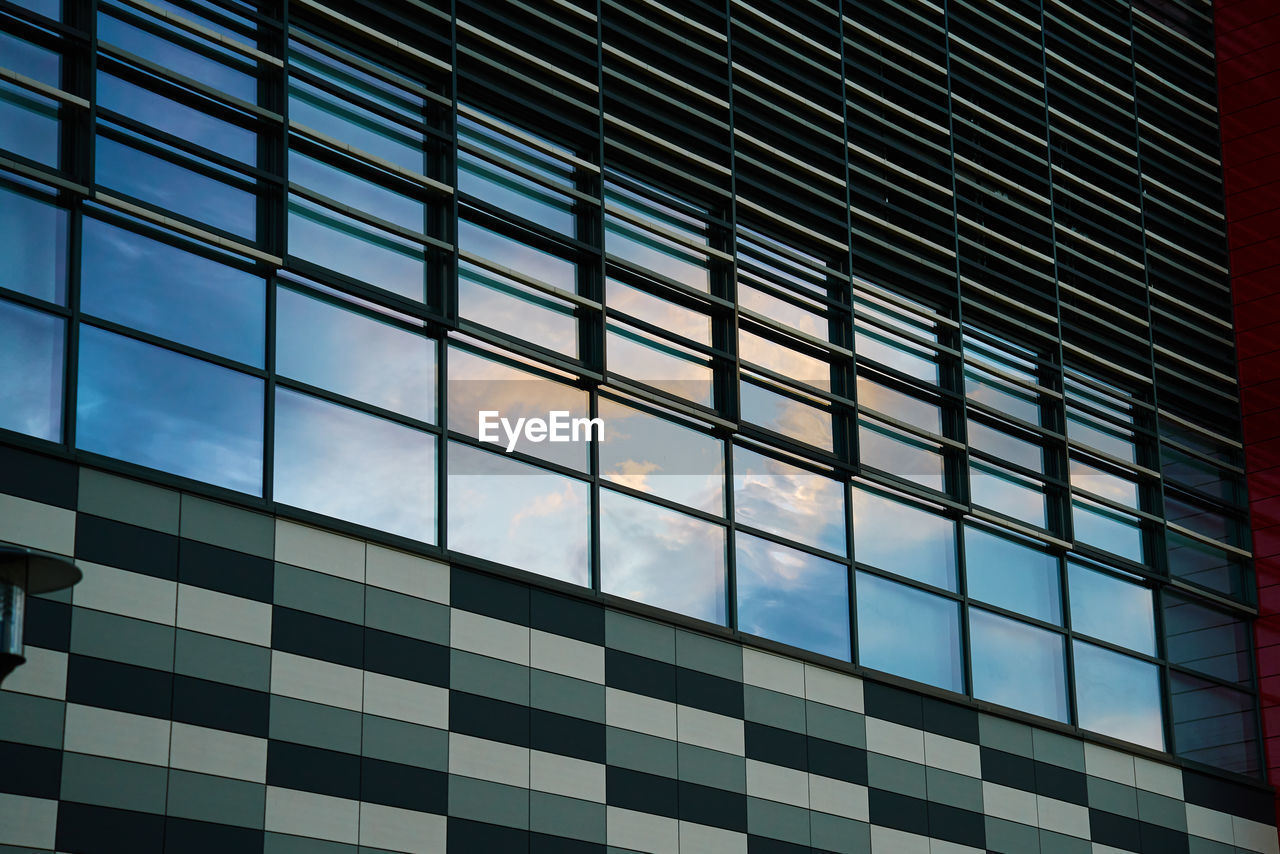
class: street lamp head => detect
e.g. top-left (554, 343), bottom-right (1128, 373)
top-left (0, 545), bottom-right (81, 684)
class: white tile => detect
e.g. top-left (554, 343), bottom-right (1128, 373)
top-left (451, 610), bottom-right (529, 666)
top-left (362, 672), bottom-right (448, 730)
top-left (981, 782), bottom-right (1038, 827)
top-left (73, 561), bottom-right (176, 625)
top-left (746, 758), bottom-right (809, 809)
top-left (176, 584), bottom-right (271, 646)
top-left (871, 825), bottom-right (930, 854)
top-left (808, 774), bottom-right (868, 821)
top-left (1036, 794), bottom-right (1090, 839)
top-left (865, 717), bottom-right (925, 764)
top-left (531, 629), bottom-right (604, 684)
top-left (680, 820), bottom-right (748, 854)
top-left (358, 802), bottom-right (446, 854)
top-left (169, 722), bottom-right (267, 782)
top-left (803, 664), bottom-right (863, 713)
top-left (449, 733), bottom-right (529, 788)
top-left (742, 648), bottom-right (805, 697)
top-left (607, 806), bottom-right (679, 854)
top-left (1235, 815), bottom-right (1280, 854)
top-left (0, 493), bottom-right (74, 555)
top-left (530, 749), bottom-right (605, 802)
top-left (0, 793), bottom-right (57, 850)
top-left (1132, 756), bottom-right (1182, 800)
top-left (1185, 804), bottom-right (1235, 845)
top-left (677, 705), bottom-right (744, 756)
top-left (1083, 742), bottom-right (1135, 787)
top-left (365, 544), bottom-right (448, 604)
top-left (63, 703), bottom-right (170, 766)
top-left (265, 787), bottom-right (359, 844)
top-left (275, 520), bottom-right (364, 582)
top-left (606, 687), bottom-right (676, 741)
top-left (924, 732), bottom-right (981, 778)
top-left (0, 646), bottom-right (65, 700)
top-left (270, 650), bottom-right (363, 711)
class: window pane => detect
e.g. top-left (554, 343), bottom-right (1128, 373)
top-left (1067, 410), bottom-right (1136, 463)
top-left (858, 420), bottom-right (946, 493)
top-left (857, 571), bottom-right (962, 692)
top-left (459, 220), bottom-right (575, 291)
top-left (970, 609), bottom-right (1068, 721)
top-left (739, 379), bottom-right (834, 453)
top-left (277, 287), bottom-right (434, 422)
top-left (967, 368), bottom-right (1039, 424)
top-left (1072, 499), bottom-right (1143, 562)
top-left (0, 183), bottom-right (66, 303)
top-left (287, 197), bottom-right (425, 300)
top-left (448, 441), bottom-right (588, 586)
top-left (734, 446), bottom-right (846, 556)
top-left (1068, 562), bottom-right (1155, 654)
top-left (1169, 672), bottom-right (1259, 776)
top-left (97, 72), bottom-right (256, 163)
top-left (98, 12), bottom-right (255, 101)
top-left (963, 525), bottom-right (1060, 623)
top-left (969, 422), bottom-right (1041, 472)
top-left (736, 532), bottom-right (849, 660)
top-left (0, 299), bottom-right (63, 441)
top-left (1163, 593), bottom-right (1251, 685)
top-left (0, 31), bottom-right (59, 83)
top-left (598, 397), bottom-right (722, 514)
top-left (600, 488), bottom-right (726, 624)
top-left (81, 218), bottom-right (265, 366)
top-left (858, 377), bottom-right (941, 433)
top-left (739, 282), bottom-right (826, 340)
top-left (1166, 531), bottom-right (1248, 600)
top-left (739, 329), bottom-right (830, 392)
top-left (1073, 641), bottom-right (1163, 750)
top-left (0, 81), bottom-right (58, 167)
top-left (607, 278), bottom-right (711, 346)
top-left (76, 325), bottom-right (263, 494)
top-left (290, 76), bottom-right (425, 173)
top-left (459, 151), bottom-right (574, 235)
top-left (1071, 460), bottom-right (1138, 508)
top-left (274, 389), bottom-right (435, 541)
top-left (853, 488), bottom-right (956, 591)
top-left (970, 462), bottom-right (1047, 528)
top-left (290, 151), bottom-right (423, 231)
top-left (606, 325), bottom-right (714, 408)
top-left (459, 261), bottom-right (578, 358)
top-left (857, 325), bottom-right (938, 383)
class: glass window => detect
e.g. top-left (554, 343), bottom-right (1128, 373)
top-left (600, 488), bottom-right (726, 624)
top-left (739, 281), bottom-right (826, 340)
top-left (963, 525), bottom-right (1060, 623)
top-left (1163, 593), bottom-right (1251, 685)
top-left (1169, 672), bottom-right (1259, 776)
top-left (605, 186), bottom-right (710, 292)
top-left (290, 150), bottom-right (424, 232)
top-left (598, 397), bottom-right (723, 514)
top-left (274, 389), bottom-right (436, 541)
top-left (1073, 640), bottom-right (1163, 750)
top-left (0, 298), bottom-right (63, 441)
top-left (276, 286), bottom-right (435, 422)
top-left (739, 329), bottom-right (831, 392)
top-left (459, 220), bottom-right (575, 291)
top-left (969, 461), bottom-right (1047, 528)
top-left (607, 278), bottom-right (711, 346)
top-left (858, 377), bottom-right (941, 433)
top-left (76, 325), bottom-right (263, 494)
top-left (97, 72), bottom-right (256, 163)
top-left (15, 0), bottom-right (60, 17)
top-left (0, 80), bottom-right (59, 168)
top-left (857, 324), bottom-right (939, 384)
top-left (1071, 460), bottom-right (1138, 508)
top-left (448, 441), bottom-right (588, 586)
top-left (970, 609), bottom-right (1068, 721)
top-left (969, 422), bottom-right (1042, 472)
top-left (287, 197), bottom-right (425, 300)
top-left (0, 31), bottom-right (60, 83)
top-left (81, 218), bottom-right (265, 366)
top-left (458, 116), bottom-right (575, 236)
top-left (459, 261), bottom-right (578, 358)
top-left (1068, 409), bottom-right (1136, 463)
top-left (1072, 498), bottom-right (1144, 562)
top-left (740, 378), bottom-right (834, 453)
top-left (858, 420), bottom-right (946, 493)
top-left (1166, 531), bottom-right (1248, 600)
top-left (98, 11), bottom-right (256, 102)
top-left (1067, 562), bottom-right (1155, 654)
top-left (734, 446), bottom-right (846, 556)
top-left (606, 325), bottom-right (714, 408)
top-left (0, 183), bottom-right (66, 303)
top-left (736, 532), bottom-right (849, 660)
top-left (853, 487), bottom-right (956, 590)
top-left (966, 368), bottom-right (1039, 424)
top-left (857, 571), bottom-right (962, 692)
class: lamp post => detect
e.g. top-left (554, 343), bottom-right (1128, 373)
top-left (0, 545), bottom-right (81, 685)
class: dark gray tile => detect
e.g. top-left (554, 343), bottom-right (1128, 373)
top-left (70, 607), bottom-right (175, 672)
top-left (451, 649), bottom-right (530, 707)
top-left (174, 629), bottom-right (270, 692)
top-left (61, 752), bottom-right (168, 815)
top-left (270, 695), bottom-right (362, 754)
top-left (167, 769), bottom-right (266, 828)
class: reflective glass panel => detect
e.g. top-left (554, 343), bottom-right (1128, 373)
top-left (274, 389), bottom-right (435, 541)
top-left (459, 262), bottom-right (577, 358)
top-left (1073, 640), bottom-right (1163, 750)
top-left (1067, 409), bottom-right (1136, 463)
top-left (81, 218), bottom-right (265, 365)
top-left (1169, 672), bottom-right (1259, 775)
top-left (0, 81), bottom-right (58, 167)
top-left (76, 325), bottom-right (263, 494)
top-left (1072, 499), bottom-right (1143, 562)
top-left (1167, 531), bottom-right (1248, 600)
top-left (0, 299), bottom-right (63, 441)
top-left (277, 287), bottom-right (434, 422)
top-left (970, 609), bottom-right (1068, 721)
top-left (858, 377), bottom-right (941, 434)
top-left (857, 571), bottom-right (962, 692)
top-left (459, 220), bottom-right (575, 291)
top-left (969, 422), bottom-right (1041, 472)
top-left (290, 151), bottom-right (423, 231)
top-left (1071, 461), bottom-right (1138, 508)
top-left (1163, 593), bottom-right (1251, 685)
top-left (459, 150), bottom-right (574, 236)
top-left (969, 462), bottom-right (1047, 528)
top-left (857, 324), bottom-right (938, 384)
top-left (0, 183), bottom-right (66, 303)
top-left (98, 12), bottom-right (256, 101)
top-left (598, 397), bottom-right (722, 514)
top-left (858, 420), bottom-right (946, 493)
top-left (736, 532), bottom-right (849, 660)
top-left (734, 446), bottom-right (846, 556)
top-left (288, 197), bottom-right (425, 300)
top-left (853, 487), bottom-right (956, 590)
top-left (606, 325), bottom-right (713, 408)
top-left (739, 329), bottom-right (830, 392)
top-left (600, 488), bottom-right (726, 624)
top-left (607, 278), bottom-right (711, 346)
top-left (740, 379), bottom-right (834, 453)
top-left (739, 282), bottom-right (826, 339)
top-left (448, 441), bottom-right (588, 586)
top-left (1068, 562), bottom-right (1155, 654)
top-left (963, 525), bottom-right (1060, 623)
top-left (97, 72), bottom-right (256, 163)
top-left (0, 31), bottom-right (59, 83)
top-left (966, 368), bottom-right (1039, 424)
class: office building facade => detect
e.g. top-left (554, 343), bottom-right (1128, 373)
top-left (1, 0), bottom-right (1278, 850)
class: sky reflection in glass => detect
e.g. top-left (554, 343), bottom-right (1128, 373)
top-left (76, 325), bottom-right (263, 494)
top-left (288, 197), bottom-right (424, 300)
top-left (739, 329), bottom-right (830, 391)
top-left (0, 299), bottom-right (63, 441)
top-left (853, 487), bottom-right (955, 590)
top-left (1073, 640), bottom-right (1163, 750)
top-left (459, 220), bottom-right (576, 292)
top-left (290, 151), bottom-right (423, 231)
top-left (97, 12), bottom-right (255, 102)
top-left (598, 397), bottom-right (722, 514)
top-left (736, 532), bottom-right (849, 660)
top-left (600, 488), bottom-right (726, 624)
top-left (274, 389), bottom-right (435, 541)
top-left (606, 325), bottom-right (714, 408)
top-left (0, 30), bottom-right (59, 83)
top-left (857, 571), bottom-right (962, 692)
top-left (277, 287), bottom-right (434, 422)
top-left (858, 420), bottom-right (946, 492)
top-left (607, 278), bottom-right (711, 345)
top-left (970, 609), bottom-right (1068, 721)
top-left (459, 262), bottom-right (578, 358)
top-left (970, 462), bottom-right (1047, 528)
top-left (448, 441), bottom-right (588, 586)
top-left (1068, 562), bottom-right (1155, 654)
top-left (1072, 499), bottom-right (1144, 562)
top-left (963, 524), bottom-right (1060, 623)
top-left (97, 72), bottom-right (256, 163)
top-left (81, 217), bottom-right (265, 366)
top-left (739, 380), bottom-right (834, 452)
top-left (0, 83), bottom-right (59, 168)
top-left (0, 183), bottom-right (66, 303)
top-left (734, 445), bottom-right (845, 556)
top-left (459, 153), bottom-right (574, 236)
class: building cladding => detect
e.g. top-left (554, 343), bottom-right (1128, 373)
top-left (0, 0), bottom-right (1278, 850)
